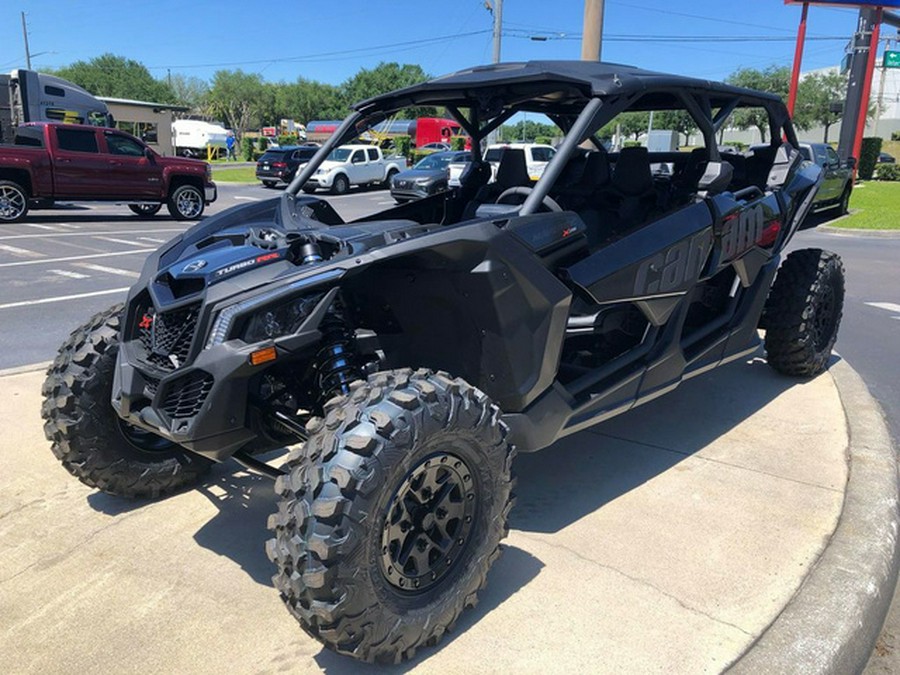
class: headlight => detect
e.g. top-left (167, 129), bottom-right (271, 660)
top-left (205, 269), bottom-right (344, 348)
top-left (315, 168), bottom-right (325, 175)
top-left (415, 177), bottom-right (432, 185)
top-left (206, 164), bottom-right (212, 181)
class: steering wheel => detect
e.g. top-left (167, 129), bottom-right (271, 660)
top-left (495, 186), bottom-right (562, 213)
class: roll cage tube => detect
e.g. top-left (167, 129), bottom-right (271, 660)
top-left (520, 97), bottom-right (604, 216)
top-left (284, 111), bottom-right (364, 197)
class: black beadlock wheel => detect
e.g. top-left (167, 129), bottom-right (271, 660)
top-left (266, 368), bottom-right (515, 664)
top-left (41, 304), bottom-right (213, 498)
top-left (763, 248), bottom-right (845, 377)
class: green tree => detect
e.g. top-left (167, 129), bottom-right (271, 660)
top-left (206, 70), bottom-right (268, 138)
top-left (53, 53), bottom-right (175, 102)
top-left (274, 78), bottom-right (348, 123)
top-left (342, 62), bottom-right (436, 117)
top-left (795, 71), bottom-right (846, 143)
top-left (169, 74), bottom-right (209, 109)
top-left (726, 66), bottom-right (791, 142)
top-left (654, 110), bottom-right (698, 146)
top-left (499, 119), bottom-right (558, 142)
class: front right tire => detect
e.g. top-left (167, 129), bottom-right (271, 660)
top-left (267, 369), bottom-right (515, 663)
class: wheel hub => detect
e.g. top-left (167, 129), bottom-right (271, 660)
top-left (380, 452), bottom-right (477, 593)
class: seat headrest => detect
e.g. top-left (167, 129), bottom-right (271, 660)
top-left (698, 161), bottom-right (734, 195)
top-left (581, 151), bottom-right (611, 188)
top-left (612, 146), bottom-right (653, 195)
top-left (495, 148), bottom-right (530, 187)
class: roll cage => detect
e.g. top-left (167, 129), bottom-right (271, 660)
top-left (284, 61), bottom-right (798, 224)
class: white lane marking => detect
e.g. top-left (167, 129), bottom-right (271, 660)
top-left (137, 237), bottom-right (166, 243)
top-left (49, 269), bottom-right (90, 279)
top-left (54, 223), bottom-right (80, 229)
top-left (866, 302), bottom-right (900, 314)
top-left (0, 248), bottom-right (154, 269)
top-left (22, 223), bottom-right (60, 231)
top-left (76, 263), bottom-right (140, 278)
top-left (0, 228), bottom-right (181, 241)
top-left (0, 243), bottom-right (44, 258)
top-left (0, 287), bottom-right (129, 311)
top-left (233, 196), bottom-right (261, 202)
top-left (94, 236), bottom-right (147, 246)
top-left (376, 200), bottom-right (395, 205)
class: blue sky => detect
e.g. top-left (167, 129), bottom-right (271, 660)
top-left (1, 0), bottom-right (895, 86)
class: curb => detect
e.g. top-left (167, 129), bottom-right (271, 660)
top-left (0, 361), bottom-right (51, 378)
top-left (815, 225), bottom-right (900, 238)
top-left (728, 359), bottom-right (900, 674)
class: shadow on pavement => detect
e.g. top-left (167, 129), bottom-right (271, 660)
top-left (310, 546), bottom-right (544, 675)
top-left (512, 353), bottom-right (824, 535)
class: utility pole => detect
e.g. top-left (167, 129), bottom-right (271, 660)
top-left (838, 8), bottom-right (879, 162)
top-left (491, 0), bottom-right (503, 64)
top-left (21, 12), bottom-right (32, 70)
top-left (581, 0), bottom-right (605, 61)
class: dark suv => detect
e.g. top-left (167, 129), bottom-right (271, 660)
top-left (43, 61), bottom-right (842, 665)
top-left (256, 146), bottom-right (318, 188)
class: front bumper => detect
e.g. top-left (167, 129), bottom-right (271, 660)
top-left (204, 184), bottom-right (217, 204)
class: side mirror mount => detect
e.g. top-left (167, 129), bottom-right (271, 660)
top-left (144, 147), bottom-right (154, 160)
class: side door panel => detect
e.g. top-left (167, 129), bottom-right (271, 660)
top-left (51, 127), bottom-right (108, 197)
top-left (101, 132), bottom-right (164, 198)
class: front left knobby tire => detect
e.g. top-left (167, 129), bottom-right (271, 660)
top-left (41, 304), bottom-right (213, 498)
top-left (763, 248), bottom-right (845, 377)
top-left (266, 369), bottom-right (515, 664)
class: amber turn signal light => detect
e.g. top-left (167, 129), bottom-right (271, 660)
top-left (249, 346), bottom-right (277, 366)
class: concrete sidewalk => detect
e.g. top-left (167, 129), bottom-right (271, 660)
top-left (0, 353), bottom-right (895, 674)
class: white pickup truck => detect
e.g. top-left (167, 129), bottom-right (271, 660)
top-left (302, 144), bottom-right (405, 195)
top-left (448, 142), bottom-right (556, 187)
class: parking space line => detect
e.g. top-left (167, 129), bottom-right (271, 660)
top-left (137, 237), bottom-right (166, 243)
top-left (234, 196), bottom-right (261, 202)
top-left (22, 223), bottom-right (61, 231)
top-left (0, 228), bottom-right (182, 241)
top-left (93, 236), bottom-right (147, 246)
top-left (866, 302), bottom-right (900, 319)
top-left (0, 249), bottom-right (154, 269)
top-left (76, 263), bottom-right (140, 278)
top-left (54, 223), bottom-right (80, 229)
top-left (0, 243), bottom-right (44, 258)
top-left (0, 287), bottom-right (129, 310)
top-left (50, 269), bottom-right (91, 280)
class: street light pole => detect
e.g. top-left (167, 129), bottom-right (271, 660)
top-left (581, 0), bottom-right (605, 61)
top-left (21, 12), bottom-right (32, 70)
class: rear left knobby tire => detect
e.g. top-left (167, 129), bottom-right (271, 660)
top-left (41, 304), bottom-right (213, 498)
top-left (763, 248), bottom-right (845, 377)
top-left (266, 369), bottom-right (515, 664)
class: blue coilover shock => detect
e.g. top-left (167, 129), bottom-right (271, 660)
top-left (315, 315), bottom-right (361, 400)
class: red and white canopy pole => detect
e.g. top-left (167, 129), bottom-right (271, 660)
top-left (787, 2), bottom-right (810, 116)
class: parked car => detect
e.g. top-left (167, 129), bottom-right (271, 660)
top-left (0, 122), bottom-right (216, 222)
top-left (43, 60), bottom-right (839, 665)
top-left (418, 142), bottom-right (451, 152)
top-left (795, 142), bottom-right (854, 214)
top-left (301, 144), bottom-right (404, 194)
top-left (256, 145), bottom-right (319, 188)
top-left (390, 150), bottom-right (470, 202)
top-left (878, 151), bottom-right (896, 164)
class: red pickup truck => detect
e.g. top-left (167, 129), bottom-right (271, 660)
top-left (0, 122), bottom-right (217, 223)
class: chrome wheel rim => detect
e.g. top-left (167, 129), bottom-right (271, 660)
top-left (176, 189), bottom-right (202, 218)
top-left (0, 185), bottom-right (26, 221)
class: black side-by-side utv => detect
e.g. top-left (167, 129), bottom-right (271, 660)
top-left (42, 61), bottom-right (843, 663)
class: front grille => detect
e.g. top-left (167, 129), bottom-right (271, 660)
top-left (137, 303), bottom-right (200, 371)
top-left (160, 371), bottom-right (214, 420)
